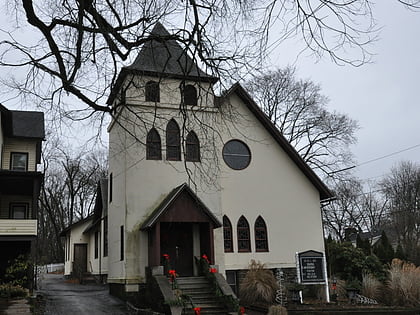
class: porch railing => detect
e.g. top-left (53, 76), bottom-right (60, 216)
top-left (0, 219), bottom-right (37, 236)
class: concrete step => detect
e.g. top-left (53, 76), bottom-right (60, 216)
top-left (172, 276), bottom-right (230, 315)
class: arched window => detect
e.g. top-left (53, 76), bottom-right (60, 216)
top-left (255, 216), bottom-right (268, 252)
top-left (183, 84), bottom-right (197, 106)
top-left (186, 131), bottom-right (200, 162)
top-left (237, 216), bottom-right (251, 252)
top-left (223, 215), bottom-right (233, 253)
top-left (166, 119), bottom-right (181, 161)
top-left (146, 128), bottom-right (162, 160)
top-left (145, 81), bottom-right (160, 102)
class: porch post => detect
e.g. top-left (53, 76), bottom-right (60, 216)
top-left (149, 222), bottom-right (161, 267)
top-left (192, 224), bottom-right (201, 276)
top-left (209, 223), bottom-right (215, 264)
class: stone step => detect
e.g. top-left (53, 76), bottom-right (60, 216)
top-left (171, 276), bottom-right (231, 315)
top-left (180, 288), bottom-right (214, 295)
top-left (176, 277), bottom-right (208, 283)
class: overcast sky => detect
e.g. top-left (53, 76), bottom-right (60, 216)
top-left (269, 2), bottom-right (420, 184)
top-left (1, 2), bottom-right (419, 184)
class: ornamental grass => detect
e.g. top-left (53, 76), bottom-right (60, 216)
top-left (239, 260), bottom-right (279, 305)
top-left (386, 258), bottom-right (420, 306)
top-left (361, 273), bottom-right (382, 301)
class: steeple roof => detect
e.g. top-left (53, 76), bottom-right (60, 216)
top-left (107, 22), bottom-right (218, 105)
top-left (128, 23), bottom-right (218, 81)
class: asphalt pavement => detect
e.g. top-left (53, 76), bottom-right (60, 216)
top-left (37, 273), bottom-right (130, 314)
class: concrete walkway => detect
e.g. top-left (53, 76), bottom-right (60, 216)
top-left (0, 299), bottom-right (31, 314)
top-left (37, 273), bottom-right (129, 314)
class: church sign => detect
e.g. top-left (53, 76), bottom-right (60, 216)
top-left (297, 250), bottom-right (326, 284)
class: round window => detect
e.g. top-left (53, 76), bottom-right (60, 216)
top-left (222, 140), bottom-right (251, 170)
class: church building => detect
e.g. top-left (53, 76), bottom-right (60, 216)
top-left (62, 22), bottom-right (333, 300)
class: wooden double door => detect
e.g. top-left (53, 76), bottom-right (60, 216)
top-left (160, 223), bottom-right (194, 276)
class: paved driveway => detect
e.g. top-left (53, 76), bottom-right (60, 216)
top-left (37, 273), bottom-right (129, 314)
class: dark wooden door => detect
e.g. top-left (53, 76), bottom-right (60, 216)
top-left (73, 244), bottom-right (87, 277)
top-left (161, 223), bottom-right (193, 276)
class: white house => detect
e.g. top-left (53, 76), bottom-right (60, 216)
top-left (62, 22), bottom-right (333, 302)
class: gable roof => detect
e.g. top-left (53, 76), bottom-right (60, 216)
top-left (0, 104), bottom-right (45, 139)
top-left (221, 83), bottom-right (333, 201)
top-left (59, 215), bottom-right (94, 237)
top-left (140, 183), bottom-right (222, 230)
top-left (107, 22), bottom-right (218, 105)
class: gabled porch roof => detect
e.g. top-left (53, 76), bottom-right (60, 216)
top-left (140, 183), bottom-right (222, 230)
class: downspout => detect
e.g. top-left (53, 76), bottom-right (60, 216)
top-left (99, 228), bottom-right (102, 282)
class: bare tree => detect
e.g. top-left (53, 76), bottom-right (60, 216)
top-left (0, 1), bottom-right (420, 121)
top-left (245, 67), bottom-right (358, 179)
top-left (323, 178), bottom-right (366, 241)
top-left (380, 161), bottom-right (420, 264)
top-left (37, 137), bottom-right (107, 263)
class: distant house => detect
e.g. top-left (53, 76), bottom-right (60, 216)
top-left (60, 179), bottom-right (108, 282)
top-left (0, 104), bottom-right (44, 283)
top-left (62, 22), bottom-right (333, 301)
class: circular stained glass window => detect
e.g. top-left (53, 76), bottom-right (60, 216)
top-left (222, 140), bottom-right (251, 170)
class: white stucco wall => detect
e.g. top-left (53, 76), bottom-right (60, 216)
top-left (107, 77), bottom-right (221, 285)
top-left (107, 75), bottom-right (327, 287)
top-left (219, 93), bottom-right (325, 270)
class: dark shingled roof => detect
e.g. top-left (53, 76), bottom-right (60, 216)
top-left (128, 22), bottom-right (218, 81)
top-left (0, 105), bottom-right (45, 139)
top-left (107, 22), bottom-right (218, 105)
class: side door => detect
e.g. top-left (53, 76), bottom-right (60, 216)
top-left (73, 244), bottom-right (87, 277)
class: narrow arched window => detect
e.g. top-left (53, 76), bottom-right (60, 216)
top-left (146, 128), bottom-right (162, 160)
top-left (183, 85), bottom-right (197, 106)
top-left (223, 215), bottom-right (233, 253)
top-left (255, 216), bottom-right (268, 252)
top-left (186, 131), bottom-right (200, 162)
top-left (166, 119), bottom-right (181, 161)
top-left (237, 216), bottom-right (251, 252)
top-left (145, 81), bottom-right (160, 102)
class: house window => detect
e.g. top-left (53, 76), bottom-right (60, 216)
top-left (10, 203), bottom-right (28, 219)
top-left (103, 217), bottom-right (108, 257)
top-left (166, 119), bottom-right (181, 161)
top-left (237, 216), bottom-right (251, 252)
top-left (222, 140), bottom-right (251, 170)
top-left (223, 215), bottom-right (234, 252)
top-left (120, 225), bottom-right (124, 261)
top-left (145, 81), bottom-right (160, 102)
top-left (10, 152), bottom-right (28, 171)
top-left (146, 128), bottom-right (162, 160)
top-left (186, 131), bottom-right (200, 162)
top-left (94, 231), bottom-right (99, 259)
top-left (255, 216), bottom-right (269, 252)
top-left (183, 84), bottom-right (197, 106)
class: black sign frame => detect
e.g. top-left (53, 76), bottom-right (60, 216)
top-left (298, 250), bottom-right (325, 284)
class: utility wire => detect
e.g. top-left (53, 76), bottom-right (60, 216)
top-left (357, 143), bottom-right (420, 167)
top-left (328, 143), bottom-right (420, 176)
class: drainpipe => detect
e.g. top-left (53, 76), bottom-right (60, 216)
top-left (99, 228), bottom-right (102, 282)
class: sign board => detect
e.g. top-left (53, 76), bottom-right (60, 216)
top-left (298, 250), bottom-right (325, 284)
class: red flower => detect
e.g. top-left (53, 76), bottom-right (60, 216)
top-left (209, 268), bottom-right (217, 273)
top-left (194, 307), bottom-right (201, 315)
top-left (163, 254), bottom-right (170, 260)
top-left (239, 306), bottom-right (245, 314)
top-left (202, 254), bottom-right (209, 263)
top-left (168, 269), bottom-right (176, 276)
